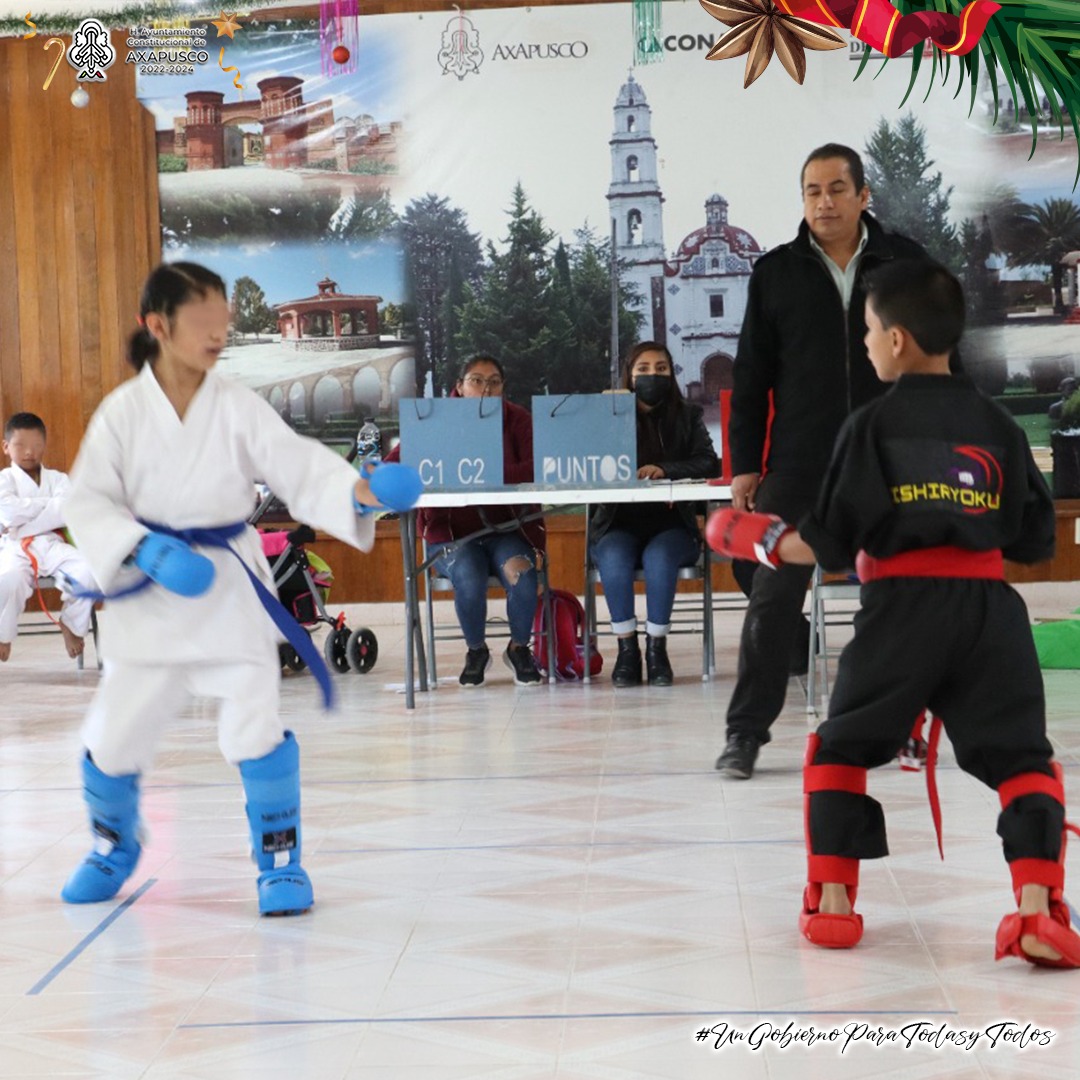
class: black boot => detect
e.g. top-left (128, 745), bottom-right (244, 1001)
top-left (645, 634), bottom-right (673, 686)
top-left (715, 732), bottom-right (761, 779)
top-left (611, 635), bottom-right (642, 687)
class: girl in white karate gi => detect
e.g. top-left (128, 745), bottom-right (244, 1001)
top-left (62, 262), bottom-right (420, 916)
top-left (0, 412), bottom-right (97, 661)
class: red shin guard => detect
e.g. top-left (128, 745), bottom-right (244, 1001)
top-left (994, 763), bottom-right (1080, 968)
top-left (801, 733), bottom-right (865, 949)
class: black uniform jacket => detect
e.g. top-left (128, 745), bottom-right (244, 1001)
top-left (799, 374), bottom-right (1055, 573)
top-left (730, 212), bottom-right (927, 481)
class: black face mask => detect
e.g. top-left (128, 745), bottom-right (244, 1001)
top-left (634, 374), bottom-right (671, 407)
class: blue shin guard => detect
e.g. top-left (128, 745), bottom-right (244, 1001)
top-left (61, 754), bottom-right (142, 904)
top-left (238, 731), bottom-right (313, 916)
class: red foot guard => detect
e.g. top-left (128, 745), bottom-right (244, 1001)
top-left (800, 883), bottom-right (864, 949)
top-left (995, 907), bottom-right (1080, 969)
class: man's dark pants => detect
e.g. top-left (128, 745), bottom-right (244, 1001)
top-left (725, 471), bottom-right (819, 745)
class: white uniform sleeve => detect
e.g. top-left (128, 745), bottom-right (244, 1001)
top-left (240, 392), bottom-right (375, 553)
top-left (66, 407), bottom-right (151, 591)
top-left (0, 471), bottom-right (49, 531)
top-left (17, 472), bottom-right (71, 537)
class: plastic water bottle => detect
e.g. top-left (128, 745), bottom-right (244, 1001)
top-left (355, 417), bottom-right (381, 465)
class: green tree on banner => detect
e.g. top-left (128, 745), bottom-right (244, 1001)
top-left (864, 113), bottom-right (961, 271)
top-left (379, 301), bottom-right (407, 337)
top-left (543, 239), bottom-right (579, 395)
top-left (1004, 197), bottom-right (1080, 316)
top-left (454, 184), bottom-right (562, 402)
top-left (231, 276), bottom-right (276, 339)
top-left (956, 215), bottom-right (1004, 326)
top-left (564, 226), bottom-right (642, 392)
top-left (400, 194), bottom-right (483, 395)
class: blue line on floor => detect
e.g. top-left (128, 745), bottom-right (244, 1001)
top-left (181, 1008), bottom-right (958, 1030)
top-left (323, 838), bottom-right (801, 854)
top-left (26, 878), bottom-right (157, 996)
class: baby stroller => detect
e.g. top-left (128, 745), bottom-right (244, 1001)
top-left (254, 504), bottom-right (378, 676)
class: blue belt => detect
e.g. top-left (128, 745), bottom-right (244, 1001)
top-left (74, 519), bottom-right (335, 709)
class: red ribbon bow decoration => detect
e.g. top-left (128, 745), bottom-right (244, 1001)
top-left (776, 0), bottom-right (1000, 57)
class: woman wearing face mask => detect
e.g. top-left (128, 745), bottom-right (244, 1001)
top-left (589, 342), bottom-right (719, 687)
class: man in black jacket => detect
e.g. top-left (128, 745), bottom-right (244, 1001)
top-left (716, 143), bottom-right (927, 780)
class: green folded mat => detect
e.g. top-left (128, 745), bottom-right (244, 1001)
top-left (1033, 617), bottom-right (1080, 669)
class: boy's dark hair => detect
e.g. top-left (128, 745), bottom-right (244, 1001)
top-left (801, 143), bottom-right (866, 193)
top-left (4, 412), bottom-right (46, 439)
top-left (865, 259), bottom-right (966, 356)
top-left (128, 262), bottom-right (228, 371)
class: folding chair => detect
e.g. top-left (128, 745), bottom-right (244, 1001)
top-left (22, 575), bottom-right (102, 671)
top-left (422, 540), bottom-right (555, 684)
top-left (804, 565), bottom-right (861, 716)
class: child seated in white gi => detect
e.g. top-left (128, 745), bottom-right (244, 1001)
top-left (0, 412), bottom-right (97, 661)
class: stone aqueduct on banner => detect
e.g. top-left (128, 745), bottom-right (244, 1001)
top-left (259, 351), bottom-right (414, 425)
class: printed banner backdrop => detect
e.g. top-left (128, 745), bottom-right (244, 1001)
top-left (141, 3), bottom-right (1078, 464)
top-left (136, 14), bottom-right (412, 454)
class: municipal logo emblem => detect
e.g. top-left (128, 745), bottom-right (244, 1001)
top-left (67, 18), bottom-right (116, 81)
top-left (438, 13), bottom-right (483, 80)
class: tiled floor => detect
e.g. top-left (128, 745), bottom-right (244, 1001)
top-left (4, 588), bottom-right (1080, 1079)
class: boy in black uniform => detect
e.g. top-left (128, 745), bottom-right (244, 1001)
top-left (708, 260), bottom-right (1080, 967)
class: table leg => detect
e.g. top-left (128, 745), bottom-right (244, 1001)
top-left (399, 511), bottom-right (428, 709)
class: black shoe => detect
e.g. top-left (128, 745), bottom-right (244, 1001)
top-left (611, 635), bottom-right (642, 687)
top-left (504, 643), bottom-right (543, 686)
top-left (459, 646), bottom-right (491, 687)
top-left (645, 634), bottom-right (673, 686)
top-left (715, 733), bottom-right (760, 779)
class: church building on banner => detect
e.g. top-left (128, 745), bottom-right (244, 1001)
top-left (606, 73), bottom-right (762, 403)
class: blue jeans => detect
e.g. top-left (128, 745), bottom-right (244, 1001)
top-left (590, 526), bottom-right (701, 634)
top-left (430, 533), bottom-right (538, 649)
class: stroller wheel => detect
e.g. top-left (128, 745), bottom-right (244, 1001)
top-left (279, 641), bottom-right (307, 672)
top-left (323, 626), bottom-right (352, 674)
top-left (347, 627), bottom-right (378, 674)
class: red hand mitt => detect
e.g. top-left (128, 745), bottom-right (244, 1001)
top-left (706, 508), bottom-right (793, 569)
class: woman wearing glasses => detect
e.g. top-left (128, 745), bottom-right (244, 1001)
top-left (590, 341), bottom-right (719, 687)
top-left (389, 355), bottom-right (544, 687)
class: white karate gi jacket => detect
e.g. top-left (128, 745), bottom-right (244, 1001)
top-left (67, 364), bottom-right (375, 665)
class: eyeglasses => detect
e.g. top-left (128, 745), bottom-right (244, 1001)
top-left (463, 374), bottom-right (504, 389)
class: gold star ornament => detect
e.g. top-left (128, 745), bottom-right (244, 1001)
top-left (700, 0), bottom-right (845, 88)
top-left (211, 10), bottom-right (243, 38)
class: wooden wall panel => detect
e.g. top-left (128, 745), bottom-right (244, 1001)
top-left (0, 31), bottom-right (160, 471)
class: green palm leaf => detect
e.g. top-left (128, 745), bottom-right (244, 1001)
top-left (855, 0), bottom-right (1080, 186)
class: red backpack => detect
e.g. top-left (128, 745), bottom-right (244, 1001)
top-left (533, 589), bottom-right (603, 681)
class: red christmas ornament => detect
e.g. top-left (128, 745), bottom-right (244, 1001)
top-left (332, 44), bottom-right (350, 64)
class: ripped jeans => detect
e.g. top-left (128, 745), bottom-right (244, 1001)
top-left (429, 533), bottom-right (539, 649)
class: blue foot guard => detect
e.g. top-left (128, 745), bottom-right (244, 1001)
top-left (61, 754), bottom-right (143, 904)
top-left (239, 731), bottom-right (314, 916)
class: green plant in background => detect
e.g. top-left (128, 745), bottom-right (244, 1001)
top-left (1057, 390), bottom-right (1080, 432)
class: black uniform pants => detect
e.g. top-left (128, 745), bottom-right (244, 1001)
top-left (725, 471), bottom-right (817, 744)
top-left (809, 577), bottom-right (1061, 868)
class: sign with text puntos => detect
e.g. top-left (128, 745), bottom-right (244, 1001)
top-left (398, 397), bottom-right (505, 491)
top-left (532, 392), bottom-right (636, 488)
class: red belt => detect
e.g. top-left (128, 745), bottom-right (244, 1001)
top-left (856, 546), bottom-right (1004, 583)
